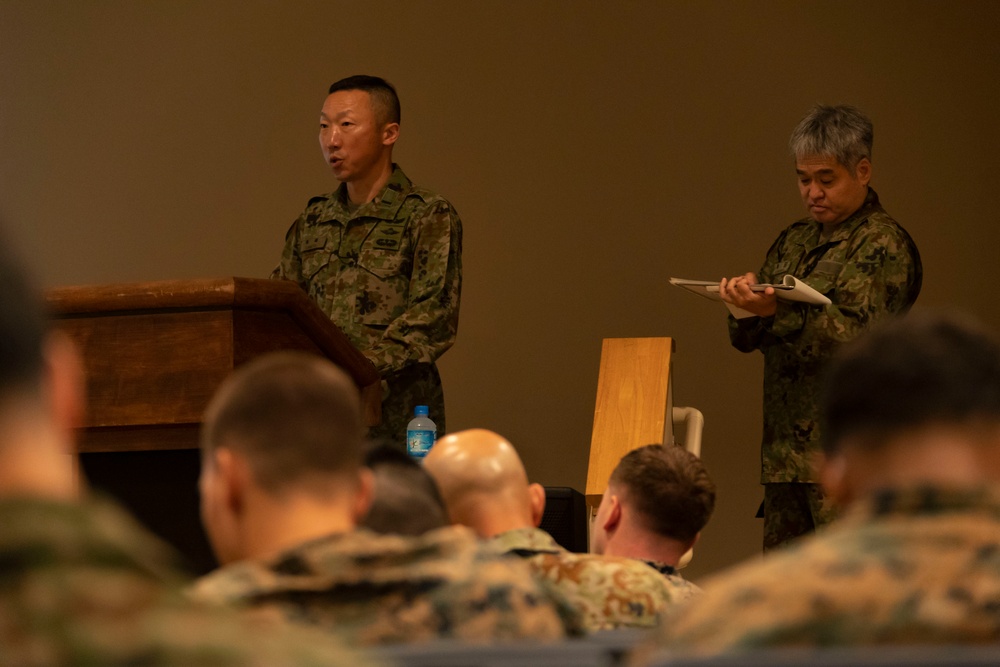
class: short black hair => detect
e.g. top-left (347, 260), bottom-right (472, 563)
top-left (360, 440), bottom-right (448, 536)
top-left (822, 311), bottom-right (1000, 454)
top-left (201, 352), bottom-right (364, 493)
top-left (609, 444), bottom-right (716, 543)
top-left (0, 225), bottom-right (46, 398)
top-left (327, 74), bottom-right (401, 126)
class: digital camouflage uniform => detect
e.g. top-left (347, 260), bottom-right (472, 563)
top-left (488, 527), bottom-right (699, 632)
top-left (272, 165), bottom-right (462, 444)
top-left (651, 486), bottom-right (1000, 655)
top-left (729, 189), bottom-right (921, 548)
top-left (190, 525), bottom-right (572, 645)
top-left (0, 495), bottom-right (366, 666)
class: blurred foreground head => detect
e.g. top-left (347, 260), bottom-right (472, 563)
top-left (820, 311), bottom-right (1000, 505)
top-left (199, 352), bottom-right (371, 564)
top-left (0, 226), bottom-right (83, 500)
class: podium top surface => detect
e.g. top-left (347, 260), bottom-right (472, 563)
top-left (46, 277), bottom-right (380, 388)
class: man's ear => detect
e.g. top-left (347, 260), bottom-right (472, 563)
top-left (42, 331), bottom-right (85, 447)
top-left (819, 450), bottom-right (851, 508)
top-left (213, 447), bottom-right (249, 517)
top-left (601, 494), bottom-right (622, 533)
top-left (855, 157), bottom-right (872, 187)
top-left (382, 122), bottom-right (400, 148)
top-left (528, 482), bottom-right (546, 527)
top-left (200, 446), bottom-right (250, 565)
top-left (352, 467), bottom-right (375, 523)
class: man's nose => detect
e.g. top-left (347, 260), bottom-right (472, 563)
top-left (808, 183), bottom-right (824, 200)
top-left (325, 128), bottom-right (341, 148)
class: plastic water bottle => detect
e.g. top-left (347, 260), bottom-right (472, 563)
top-left (406, 405), bottom-right (437, 460)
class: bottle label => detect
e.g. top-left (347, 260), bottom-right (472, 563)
top-left (407, 429), bottom-right (436, 459)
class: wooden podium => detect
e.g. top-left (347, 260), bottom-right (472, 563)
top-left (585, 337), bottom-right (675, 509)
top-left (46, 277), bottom-right (381, 572)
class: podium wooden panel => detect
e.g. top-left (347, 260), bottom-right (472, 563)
top-left (47, 277), bottom-right (381, 453)
top-left (45, 277), bottom-right (382, 573)
top-left (585, 337), bottom-right (674, 509)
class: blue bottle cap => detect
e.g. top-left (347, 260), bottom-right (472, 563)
top-left (414, 405), bottom-right (429, 417)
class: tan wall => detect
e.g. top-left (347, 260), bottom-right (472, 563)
top-left (3, 1), bottom-right (999, 581)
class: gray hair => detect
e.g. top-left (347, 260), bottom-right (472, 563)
top-left (789, 104), bottom-right (873, 169)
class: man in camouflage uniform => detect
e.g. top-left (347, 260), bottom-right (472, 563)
top-left (720, 105), bottom-right (921, 550)
top-left (192, 352), bottom-right (573, 644)
top-left (0, 231), bottom-right (361, 666)
top-left (590, 444), bottom-right (714, 585)
top-left (648, 312), bottom-right (1000, 655)
top-left (424, 429), bottom-right (693, 632)
top-left (271, 74), bottom-right (462, 444)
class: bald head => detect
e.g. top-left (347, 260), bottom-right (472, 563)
top-left (424, 429), bottom-right (545, 537)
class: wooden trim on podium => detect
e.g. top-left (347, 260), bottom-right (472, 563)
top-left (585, 337), bottom-right (675, 509)
top-left (47, 277), bottom-right (382, 452)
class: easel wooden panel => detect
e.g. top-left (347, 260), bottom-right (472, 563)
top-left (585, 337), bottom-right (674, 509)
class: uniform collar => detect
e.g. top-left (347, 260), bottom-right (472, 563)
top-left (641, 559), bottom-right (679, 576)
top-left (331, 164), bottom-right (412, 221)
top-left (489, 527), bottom-right (564, 555)
top-left (851, 484), bottom-right (1000, 521)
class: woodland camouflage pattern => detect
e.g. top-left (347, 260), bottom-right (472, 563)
top-left (190, 525), bottom-right (571, 645)
top-left (272, 165), bottom-right (462, 443)
top-left (762, 481), bottom-right (837, 551)
top-left (651, 486), bottom-right (1000, 654)
top-left (488, 527), bottom-right (700, 632)
top-left (0, 496), bottom-right (365, 666)
top-left (729, 189), bottom-right (922, 485)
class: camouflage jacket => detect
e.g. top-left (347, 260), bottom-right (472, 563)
top-left (0, 495), bottom-right (364, 666)
top-left (729, 189), bottom-right (921, 483)
top-left (272, 165), bottom-right (462, 442)
top-left (488, 527), bottom-right (699, 632)
top-left (189, 525), bottom-right (570, 646)
top-left (652, 485), bottom-right (1000, 656)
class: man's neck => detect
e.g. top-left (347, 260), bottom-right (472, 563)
top-left (345, 160), bottom-right (394, 206)
top-left (457, 510), bottom-right (534, 540)
top-left (820, 188), bottom-right (870, 238)
top-left (603, 525), bottom-right (688, 568)
top-left (238, 495), bottom-right (358, 562)
top-left (0, 405), bottom-right (78, 502)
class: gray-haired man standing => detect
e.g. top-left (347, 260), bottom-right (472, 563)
top-left (719, 105), bottom-right (922, 550)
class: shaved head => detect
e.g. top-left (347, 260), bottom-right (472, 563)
top-left (424, 429), bottom-right (544, 537)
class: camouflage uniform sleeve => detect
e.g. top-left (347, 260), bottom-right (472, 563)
top-left (729, 223), bottom-right (919, 358)
top-left (363, 200), bottom-right (463, 374)
top-left (269, 216), bottom-right (306, 286)
top-left (727, 228), bottom-right (792, 353)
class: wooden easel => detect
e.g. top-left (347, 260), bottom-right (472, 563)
top-left (585, 337), bottom-right (675, 509)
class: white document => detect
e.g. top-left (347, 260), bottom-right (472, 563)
top-left (669, 276), bottom-right (831, 319)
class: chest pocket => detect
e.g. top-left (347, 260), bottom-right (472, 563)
top-left (356, 249), bottom-right (410, 326)
top-left (299, 232), bottom-right (336, 280)
top-left (804, 259), bottom-right (843, 297)
top-left (358, 221), bottom-right (409, 279)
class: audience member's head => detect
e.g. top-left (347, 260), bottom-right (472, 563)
top-left (649, 312), bottom-right (1000, 656)
top-left (423, 428), bottom-right (545, 538)
top-left (819, 310), bottom-right (1000, 506)
top-left (591, 444), bottom-right (716, 567)
top-left (0, 230), bottom-right (83, 501)
top-left (199, 352), bottom-right (372, 564)
top-left (360, 440), bottom-right (448, 536)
